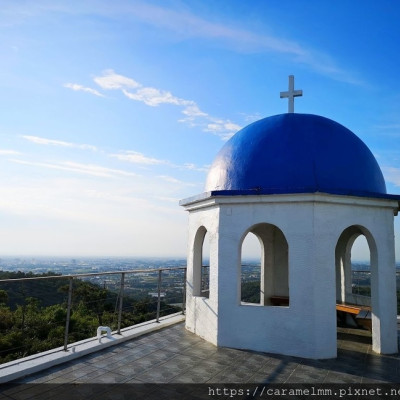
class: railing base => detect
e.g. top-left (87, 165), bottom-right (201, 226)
top-left (0, 313), bottom-right (185, 384)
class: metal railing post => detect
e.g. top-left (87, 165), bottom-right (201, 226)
top-left (117, 273), bottom-right (125, 334)
top-left (156, 269), bottom-right (162, 322)
top-left (182, 268), bottom-right (187, 315)
top-left (64, 277), bottom-right (73, 351)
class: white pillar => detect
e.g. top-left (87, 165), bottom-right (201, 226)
top-left (290, 221), bottom-right (337, 359)
top-left (371, 224), bottom-right (398, 354)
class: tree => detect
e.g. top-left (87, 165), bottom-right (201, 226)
top-left (0, 290), bottom-right (8, 305)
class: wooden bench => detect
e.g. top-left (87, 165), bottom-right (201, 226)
top-left (336, 303), bottom-right (363, 314)
top-left (336, 303), bottom-right (372, 331)
top-left (270, 296), bottom-right (289, 306)
top-left (355, 309), bottom-right (372, 331)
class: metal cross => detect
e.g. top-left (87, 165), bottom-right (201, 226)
top-left (280, 75), bottom-right (303, 113)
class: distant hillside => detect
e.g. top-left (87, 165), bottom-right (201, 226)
top-left (0, 271), bottom-right (69, 309)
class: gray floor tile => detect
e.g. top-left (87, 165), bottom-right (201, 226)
top-left (324, 371), bottom-right (362, 383)
top-left (207, 365), bottom-right (258, 383)
top-left (4, 321), bottom-right (400, 390)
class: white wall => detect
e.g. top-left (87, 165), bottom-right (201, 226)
top-left (184, 206), bottom-right (220, 345)
top-left (182, 193), bottom-right (398, 359)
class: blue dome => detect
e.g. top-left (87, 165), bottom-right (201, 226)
top-left (205, 113), bottom-right (387, 197)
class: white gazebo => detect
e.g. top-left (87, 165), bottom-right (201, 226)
top-left (180, 82), bottom-right (399, 359)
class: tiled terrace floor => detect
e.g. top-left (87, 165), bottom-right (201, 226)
top-left (1, 322), bottom-right (400, 399)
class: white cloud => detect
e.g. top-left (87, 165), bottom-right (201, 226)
top-left (224, 122), bottom-right (242, 131)
top-left (241, 112), bottom-right (263, 123)
top-left (111, 151), bottom-right (167, 166)
top-left (375, 124), bottom-right (400, 130)
top-left (10, 159), bottom-right (137, 179)
top-left (157, 175), bottom-right (195, 186)
top-left (122, 87), bottom-right (191, 107)
top-left (205, 120), bottom-right (242, 140)
top-left (158, 175), bottom-right (181, 184)
top-left (154, 195), bottom-right (180, 203)
top-left (7, 2), bottom-right (359, 83)
top-left (94, 69), bottom-right (140, 90)
top-left (22, 135), bottom-right (98, 151)
top-left (64, 83), bottom-right (104, 97)
top-left (111, 150), bottom-right (209, 173)
top-left (61, 161), bottom-right (138, 178)
top-left (373, 123), bottom-right (400, 138)
top-left (122, 2), bottom-right (360, 84)
top-left (92, 70), bottom-right (241, 139)
top-left (382, 166), bottom-right (400, 187)
top-left (181, 104), bottom-right (208, 118)
top-left (183, 163), bottom-right (209, 172)
top-left (0, 149), bottom-right (21, 155)
top-left (126, 3), bottom-right (303, 54)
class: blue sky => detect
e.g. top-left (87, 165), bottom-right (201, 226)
top-left (1, 1), bottom-right (400, 259)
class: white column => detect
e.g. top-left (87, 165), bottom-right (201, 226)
top-left (285, 201), bottom-right (336, 358)
top-left (371, 224), bottom-right (398, 354)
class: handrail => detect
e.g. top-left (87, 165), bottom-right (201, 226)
top-left (0, 266), bottom-right (186, 283)
top-left (0, 266), bottom-right (187, 360)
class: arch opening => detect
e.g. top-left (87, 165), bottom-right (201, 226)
top-left (201, 231), bottom-right (210, 298)
top-left (351, 236), bottom-right (371, 298)
top-left (192, 226), bottom-right (210, 298)
top-left (240, 233), bottom-right (261, 304)
top-left (335, 225), bottom-right (376, 331)
top-left (240, 223), bottom-right (289, 306)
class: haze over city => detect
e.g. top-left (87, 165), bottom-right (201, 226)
top-left (1, 1), bottom-right (400, 260)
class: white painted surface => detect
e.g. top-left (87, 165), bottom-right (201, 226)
top-left (280, 75), bottom-right (303, 113)
top-left (97, 326), bottom-right (113, 342)
top-left (185, 206), bottom-right (219, 345)
top-left (182, 193), bottom-right (399, 359)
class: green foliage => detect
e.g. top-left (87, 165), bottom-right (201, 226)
top-left (0, 290), bottom-right (8, 305)
top-left (354, 286), bottom-right (371, 297)
top-left (0, 306), bottom-right (14, 330)
top-left (0, 271), bottom-right (181, 364)
top-left (241, 281), bottom-right (261, 303)
top-left (0, 271), bottom-right (67, 310)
